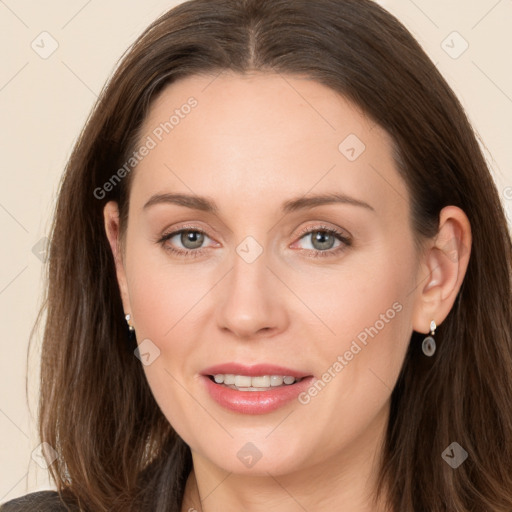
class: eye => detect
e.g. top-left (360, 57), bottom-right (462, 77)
top-left (293, 225), bottom-right (352, 258)
top-left (173, 230), bottom-right (206, 250)
top-left (157, 224), bottom-right (352, 259)
top-left (158, 227), bottom-right (214, 258)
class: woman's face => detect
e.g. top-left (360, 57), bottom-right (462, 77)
top-left (106, 72), bottom-right (427, 477)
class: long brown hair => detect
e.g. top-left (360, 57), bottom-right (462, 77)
top-left (34, 0), bottom-right (512, 510)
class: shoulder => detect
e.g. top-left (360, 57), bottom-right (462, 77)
top-left (0, 490), bottom-right (74, 511)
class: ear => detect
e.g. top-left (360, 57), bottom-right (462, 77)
top-left (412, 205), bottom-right (472, 334)
top-left (103, 201), bottom-right (131, 316)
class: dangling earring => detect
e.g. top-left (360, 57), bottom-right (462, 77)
top-left (125, 313), bottom-right (135, 332)
top-left (422, 320), bottom-right (436, 356)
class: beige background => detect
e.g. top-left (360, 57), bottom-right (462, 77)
top-left (1, 0), bottom-right (511, 502)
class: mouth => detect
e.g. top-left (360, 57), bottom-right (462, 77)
top-left (206, 373), bottom-right (306, 391)
top-left (200, 363), bottom-right (315, 414)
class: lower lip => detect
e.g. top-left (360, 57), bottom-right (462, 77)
top-left (202, 375), bottom-right (315, 414)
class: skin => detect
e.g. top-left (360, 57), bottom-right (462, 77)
top-left (104, 72), bottom-right (471, 512)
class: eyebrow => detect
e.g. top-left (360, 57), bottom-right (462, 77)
top-left (143, 192), bottom-right (375, 214)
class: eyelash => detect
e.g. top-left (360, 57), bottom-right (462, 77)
top-left (157, 224), bottom-right (352, 259)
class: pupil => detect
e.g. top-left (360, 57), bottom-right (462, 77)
top-left (312, 231), bottom-right (334, 250)
top-left (182, 230), bottom-right (204, 249)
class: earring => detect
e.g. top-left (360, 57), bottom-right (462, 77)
top-left (422, 320), bottom-right (436, 356)
top-left (125, 313), bottom-right (135, 332)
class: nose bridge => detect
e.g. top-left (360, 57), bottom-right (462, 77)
top-left (233, 235), bottom-right (269, 289)
top-left (215, 233), bottom-right (287, 338)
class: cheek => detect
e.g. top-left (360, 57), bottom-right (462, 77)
top-left (321, 283), bottom-right (409, 403)
top-left (124, 261), bottom-right (210, 440)
top-left (302, 240), bottom-right (415, 400)
top-left (125, 238), bottom-right (215, 342)
top-left (303, 246), bottom-right (412, 356)
top-left (123, 245), bottom-right (218, 427)
top-left (289, 276), bottom-right (413, 464)
top-left (333, 267), bottom-right (415, 396)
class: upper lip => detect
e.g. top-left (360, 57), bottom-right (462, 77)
top-left (201, 363), bottom-right (312, 378)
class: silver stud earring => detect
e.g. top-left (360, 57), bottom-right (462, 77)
top-left (125, 313), bottom-right (135, 332)
top-left (422, 320), bottom-right (436, 356)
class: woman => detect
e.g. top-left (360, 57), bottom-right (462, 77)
top-left (2, 0), bottom-right (511, 510)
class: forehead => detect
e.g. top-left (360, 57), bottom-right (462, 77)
top-left (130, 72), bottom-right (409, 220)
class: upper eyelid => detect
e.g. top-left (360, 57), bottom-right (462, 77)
top-left (160, 227), bottom-right (214, 246)
top-left (160, 225), bottom-right (350, 247)
top-left (295, 223), bottom-right (349, 237)
top-left (161, 224), bottom-right (347, 237)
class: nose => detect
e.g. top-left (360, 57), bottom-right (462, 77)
top-left (215, 245), bottom-right (289, 339)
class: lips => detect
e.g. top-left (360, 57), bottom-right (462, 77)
top-left (200, 362), bottom-right (315, 414)
top-left (201, 363), bottom-right (311, 379)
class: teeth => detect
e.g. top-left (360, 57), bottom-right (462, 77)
top-left (251, 375), bottom-right (270, 387)
top-left (234, 375), bottom-right (252, 387)
top-left (270, 376), bottom-right (284, 386)
top-left (223, 374), bottom-right (235, 385)
top-left (212, 374), bottom-right (300, 389)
